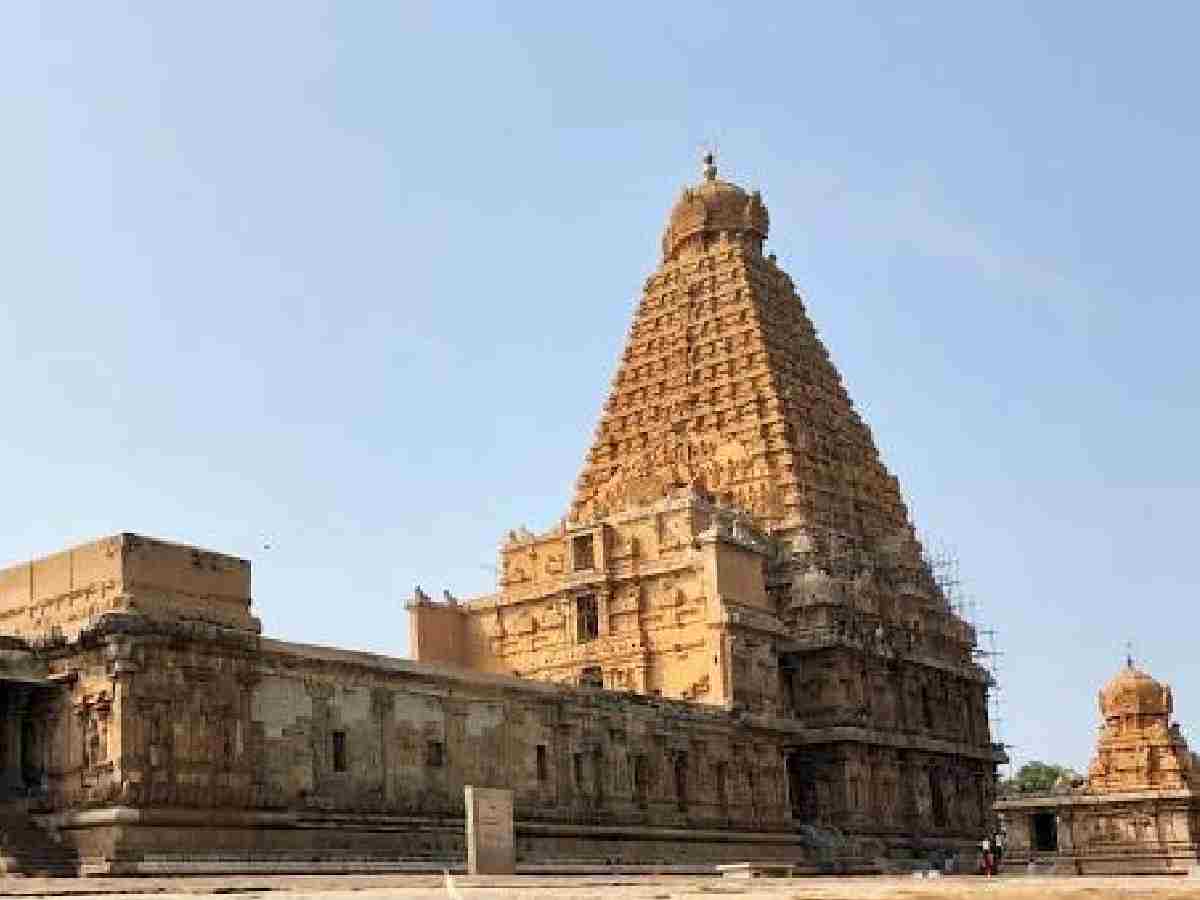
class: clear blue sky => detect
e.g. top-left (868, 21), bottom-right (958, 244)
top-left (2, 3), bottom-right (1197, 774)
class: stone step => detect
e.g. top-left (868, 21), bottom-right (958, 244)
top-left (0, 812), bottom-right (79, 876)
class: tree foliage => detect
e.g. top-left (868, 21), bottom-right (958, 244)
top-left (1001, 760), bottom-right (1078, 794)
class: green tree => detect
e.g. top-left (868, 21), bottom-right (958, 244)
top-left (1001, 761), bottom-right (1078, 794)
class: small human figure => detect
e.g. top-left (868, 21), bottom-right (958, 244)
top-left (993, 831), bottom-right (1005, 872)
top-left (980, 836), bottom-right (994, 877)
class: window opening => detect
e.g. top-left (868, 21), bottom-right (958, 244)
top-left (929, 768), bottom-right (946, 827)
top-left (572, 534), bottom-right (595, 571)
top-left (331, 730), bottom-right (347, 773)
top-left (633, 754), bottom-right (649, 808)
top-left (426, 739), bottom-right (444, 768)
top-left (576, 594), bottom-right (599, 642)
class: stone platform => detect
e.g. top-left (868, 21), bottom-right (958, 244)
top-left (0, 873), bottom-right (1198, 899)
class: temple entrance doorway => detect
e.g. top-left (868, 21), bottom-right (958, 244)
top-left (0, 680), bottom-right (55, 800)
top-left (785, 752), bottom-right (818, 822)
top-left (1032, 812), bottom-right (1058, 851)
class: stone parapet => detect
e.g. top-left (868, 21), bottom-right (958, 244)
top-left (0, 535), bottom-right (258, 640)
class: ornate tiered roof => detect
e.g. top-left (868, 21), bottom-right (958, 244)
top-left (1087, 659), bottom-right (1196, 793)
top-left (572, 154), bottom-right (913, 547)
top-left (569, 154), bottom-right (967, 649)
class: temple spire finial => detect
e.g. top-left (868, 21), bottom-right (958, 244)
top-left (702, 150), bottom-right (717, 182)
top-left (1125, 639), bottom-right (1135, 669)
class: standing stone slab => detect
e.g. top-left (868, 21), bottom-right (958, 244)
top-left (465, 785), bottom-right (514, 875)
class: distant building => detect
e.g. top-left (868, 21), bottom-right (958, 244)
top-left (995, 659), bottom-right (1199, 873)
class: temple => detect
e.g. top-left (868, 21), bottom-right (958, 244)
top-left (995, 659), bottom-right (1200, 873)
top-left (411, 155), bottom-right (1001, 839)
top-left (0, 155), bottom-right (1002, 875)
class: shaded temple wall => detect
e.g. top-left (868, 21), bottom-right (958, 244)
top-left (22, 613), bottom-right (992, 853)
top-left (18, 614), bottom-right (819, 867)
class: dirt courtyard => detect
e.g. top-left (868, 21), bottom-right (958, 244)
top-left (0, 874), bottom-right (1198, 899)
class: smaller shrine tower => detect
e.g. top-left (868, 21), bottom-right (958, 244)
top-left (995, 658), bottom-right (1199, 874)
top-left (1087, 659), bottom-right (1197, 793)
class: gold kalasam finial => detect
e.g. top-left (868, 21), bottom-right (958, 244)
top-left (702, 151), bottom-right (717, 181)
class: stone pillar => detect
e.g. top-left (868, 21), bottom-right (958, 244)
top-left (781, 750), bottom-right (794, 821)
top-left (1058, 809), bottom-right (1075, 851)
top-left (372, 688), bottom-right (394, 808)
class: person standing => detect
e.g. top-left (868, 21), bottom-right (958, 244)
top-left (980, 836), bottom-right (994, 877)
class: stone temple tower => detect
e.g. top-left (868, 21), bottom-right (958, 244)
top-left (410, 154), bottom-right (1000, 835)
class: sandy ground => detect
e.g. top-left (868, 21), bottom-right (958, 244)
top-left (0, 874), bottom-right (1198, 899)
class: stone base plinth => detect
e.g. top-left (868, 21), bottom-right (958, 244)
top-left (30, 806), bottom-right (934, 876)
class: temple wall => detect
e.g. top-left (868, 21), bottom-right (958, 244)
top-left (415, 501), bottom-right (770, 708)
top-left (28, 620), bottom-right (789, 833)
top-left (0, 531), bottom-right (997, 871)
top-left (996, 794), bottom-right (1199, 874)
top-left (2, 611), bottom-right (999, 870)
top-left (0, 535), bottom-right (255, 640)
top-left (246, 639), bottom-right (791, 829)
top-left (407, 602), bottom-right (466, 667)
top-left (0, 537), bottom-right (123, 638)
top-left (711, 541), bottom-right (766, 609)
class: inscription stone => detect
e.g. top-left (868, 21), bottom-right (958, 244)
top-left (465, 785), bottom-right (514, 875)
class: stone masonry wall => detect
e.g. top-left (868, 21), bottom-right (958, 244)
top-left (0, 534), bottom-right (256, 641)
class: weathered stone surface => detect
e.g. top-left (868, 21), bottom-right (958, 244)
top-left (464, 786), bottom-right (514, 874)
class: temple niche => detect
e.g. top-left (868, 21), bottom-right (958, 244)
top-left (995, 658), bottom-right (1200, 874)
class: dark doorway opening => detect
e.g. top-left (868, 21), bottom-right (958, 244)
top-left (633, 754), bottom-right (649, 808)
top-left (20, 717), bottom-right (38, 789)
top-left (715, 761), bottom-right (728, 815)
top-left (785, 752), bottom-right (821, 821)
top-left (1032, 812), bottom-right (1058, 852)
top-left (673, 752), bottom-right (688, 812)
top-left (928, 768), bottom-right (946, 828)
